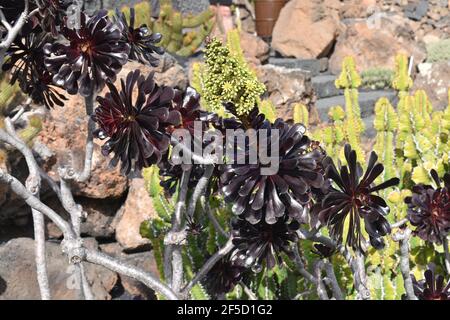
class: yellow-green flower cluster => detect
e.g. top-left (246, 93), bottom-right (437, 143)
top-left (202, 38), bottom-right (265, 117)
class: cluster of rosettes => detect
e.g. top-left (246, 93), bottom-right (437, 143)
top-left (2, 3), bottom-right (164, 106)
top-left (405, 170), bottom-right (450, 243)
top-left (204, 108), bottom-right (402, 294)
top-left (203, 107), bottom-right (319, 292)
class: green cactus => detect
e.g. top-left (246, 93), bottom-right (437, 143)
top-left (226, 29), bottom-right (246, 65)
top-left (392, 54), bottom-right (413, 97)
top-left (0, 73), bottom-right (22, 114)
top-left (153, 1), bottom-right (214, 57)
top-left (116, 1), bottom-right (214, 57)
top-left (373, 98), bottom-right (398, 185)
top-left (293, 103), bottom-right (309, 127)
top-left (259, 100), bottom-right (277, 123)
top-left (335, 56), bottom-right (365, 161)
top-left (319, 106), bottom-right (346, 160)
top-left (17, 115), bottom-right (43, 145)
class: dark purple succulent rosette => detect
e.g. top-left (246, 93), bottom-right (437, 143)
top-left (405, 170), bottom-right (450, 244)
top-left (2, 28), bottom-right (49, 85)
top-left (204, 254), bottom-right (247, 296)
top-left (408, 268), bottom-right (450, 300)
top-left (2, 27), bottom-right (67, 108)
top-left (313, 144), bottom-right (399, 251)
top-left (220, 110), bottom-right (325, 225)
top-left (159, 87), bottom-right (220, 195)
top-left (44, 10), bottom-right (130, 97)
top-left (231, 216), bottom-right (299, 270)
top-left (171, 87), bottom-right (217, 135)
top-left (35, 0), bottom-right (73, 37)
top-left (92, 70), bottom-right (181, 175)
top-left (114, 7), bottom-right (164, 67)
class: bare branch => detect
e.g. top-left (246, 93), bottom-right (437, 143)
top-left (324, 261), bottom-right (344, 300)
top-left (292, 243), bottom-right (317, 284)
top-left (239, 281), bottom-right (257, 300)
top-left (0, 1), bottom-right (39, 69)
top-left (391, 219), bottom-right (408, 229)
top-left (181, 237), bottom-right (234, 296)
top-left (0, 123), bottom-right (50, 299)
top-left (0, 169), bottom-right (180, 300)
top-left (392, 228), bottom-right (417, 300)
top-left (165, 168), bottom-right (191, 291)
top-left (0, 169), bottom-right (75, 238)
top-left (59, 176), bottom-right (93, 299)
top-left (314, 261), bottom-right (329, 300)
top-left (59, 94), bottom-right (95, 183)
top-left (83, 249), bottom-right (179, 300)
top-left (79, 263), bottom-right (94, 300)
top-left (170, 136), bottom-right (216, 165)
top-left (337, 245), bottom-right (370, 300)
top-left (187, 164), bottom-right (213, 220)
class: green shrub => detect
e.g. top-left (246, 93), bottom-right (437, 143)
top-left (426, 39), bottom-right (450, 63)
top-left (361, 68), bottom-right (394, 90)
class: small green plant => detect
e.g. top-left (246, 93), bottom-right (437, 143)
top-left (426, 39), bottom-right (450, 63)
top-left (361, 68), bottom-right (394, 90)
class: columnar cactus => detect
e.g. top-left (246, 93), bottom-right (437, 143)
top-left (117, 0), bottom-right (214, 57)
top-left (373, 98), bottom-right (398, 185)
top-left (293, 103), bottom-right (309, 128)
top-left (259, 99), bottom-right (277, 123)
top-left (335, 56), bottom-right (365, 161)
top-left (154, 0), bottom-right (214, 57)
